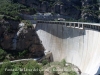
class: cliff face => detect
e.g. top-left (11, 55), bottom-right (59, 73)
top-left (14, 0), bottom-right (99, 22)
top-left (81, 0), bottom-right (99, 22)
top-left (0, 20), bottom-right (44, 57)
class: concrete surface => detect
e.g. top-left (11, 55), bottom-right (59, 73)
top-left (35, 22), bottom-right (100, 75)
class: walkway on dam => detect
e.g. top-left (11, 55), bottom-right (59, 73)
top-left (37, 20), bottom-right (100, 31)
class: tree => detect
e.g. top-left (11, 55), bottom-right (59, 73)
top-left (0, 60), bottom-right (12, 75)
top-left (22, 20), bottom-right (32, 28)
top-left (24, 60), bottom-right (43, 75)
top-left (11, 63), bottom-right (23, 75)
top-left (0, 0), bottom-right (34, 20)
top-left (41, 59), bottom-right (49, 65)
top-left (61, 59), bottom-right (66, 67)
top-left (0, 48), bottom-right (7, 60)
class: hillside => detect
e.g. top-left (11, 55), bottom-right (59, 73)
top-left (14, 0), bottom-right (99, 22)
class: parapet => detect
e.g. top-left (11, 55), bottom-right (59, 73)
top-left (37, 20), bottom-right (100, 31)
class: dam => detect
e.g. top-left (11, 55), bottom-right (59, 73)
top-left (34, 21), bottom-right (100, 75)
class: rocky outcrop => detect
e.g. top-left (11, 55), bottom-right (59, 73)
top-left (0, 20), bottom-right (44, 57)
top-left (41, 1), bottom-right (49, 13)
top-left (14, 0), bottom-right (99, 22)
top-left (14, 0), bottom-right (81, 19)
top-left (81, 0), bottom-right (99, 22)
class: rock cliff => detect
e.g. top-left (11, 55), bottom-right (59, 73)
top-left (14, 0), bottom-right (99, 22)
top-left (0, 20), bottom-right (44, 57)
top-left (81, 0), bottom-right (99, 22)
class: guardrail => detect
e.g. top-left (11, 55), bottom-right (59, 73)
top-left (37, 21), bottom-right (100, 31)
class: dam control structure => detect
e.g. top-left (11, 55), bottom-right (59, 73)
top-left (34, 21), bottom-right (100, 75)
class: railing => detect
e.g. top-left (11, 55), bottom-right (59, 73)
top-left (37, 20), bottom-right (100, 31)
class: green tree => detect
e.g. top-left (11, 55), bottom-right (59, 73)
top-left (61, 59), bottom-right (66, 67)
top-left (42, 59), bottom-right (49, 65)
top-left (0, 48), bottom-right (7, 60)
top-left (0, 61), bottom-right (12, 75)
top-left (68, 71), bottom-right (77, 75)
top-left (0, 0), bottom-right (34, 20)
top-left (11, 63), bottom-right (23, 75)
top-left (24, 60), bottom-right (43, 75)
top-left (22, 20), bottom-right (32, 28)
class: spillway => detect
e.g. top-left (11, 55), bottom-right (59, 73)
top-left (35, 21), bottom-right (100, 75)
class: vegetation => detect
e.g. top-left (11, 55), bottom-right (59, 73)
top-left (43, 59), bottom-right (78, 75)
top-left (24, 60), bottom-right (43, 75)
top-left (22, 20), bottom-right (32, 28)
top-left (0, 60), bottom-right (12, 75)
top-left (68, 71), bottom-right (77, 75)
top-left (0, 60), bottom-right (43, 75)
top-left (0, 48), bottom-right (7, 60)
top-left (61, 59), bottom-right (66, 67)
top-left (0, 0), bottom-right (20, 20)
top-left (41, 59), bottom-right (49, 65)
top-left (0, 48), bottom-right (31, 61)
top-left (0, 58), bottom-right (79, 75)
top-left (0, 15), bottom-right (4, 20)
top-left (0, 0), bottom-right (36, 21)
top-left (18, 50), bottom-right (28, 58)
top-left (1, 58), bottom-right (78, 75)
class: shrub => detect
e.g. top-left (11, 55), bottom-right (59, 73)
top-left (51, 67), bottom-right (58, 75)
top-left (18, 50), bottom-right (27, 58)
top-left (0, 15), bottom-right (4, 20)
top-left (42, 59), bottom-right (49, 65)
top-left (0, 0), bottom-right (36, 21)
top-left (24, 60), bottom-right (43, 75)
top-left (68, 71), bottom-right (77, 75)
top-left (0, 60), bottom-right (12, 75)
top-left (61, 59), bottom-right (66, 67)
top-left (0, 48), bottom-right (7, 60)
top-left (22, 20), bottom-right (32, 28)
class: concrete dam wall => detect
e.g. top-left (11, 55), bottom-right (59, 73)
top-left (35, 21), bottom-right (100, 75)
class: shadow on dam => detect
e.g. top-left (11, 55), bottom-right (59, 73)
top-left (95, 67), bottom-right (100, 75)
top-left (35, 24), bottom-right (86, 39)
